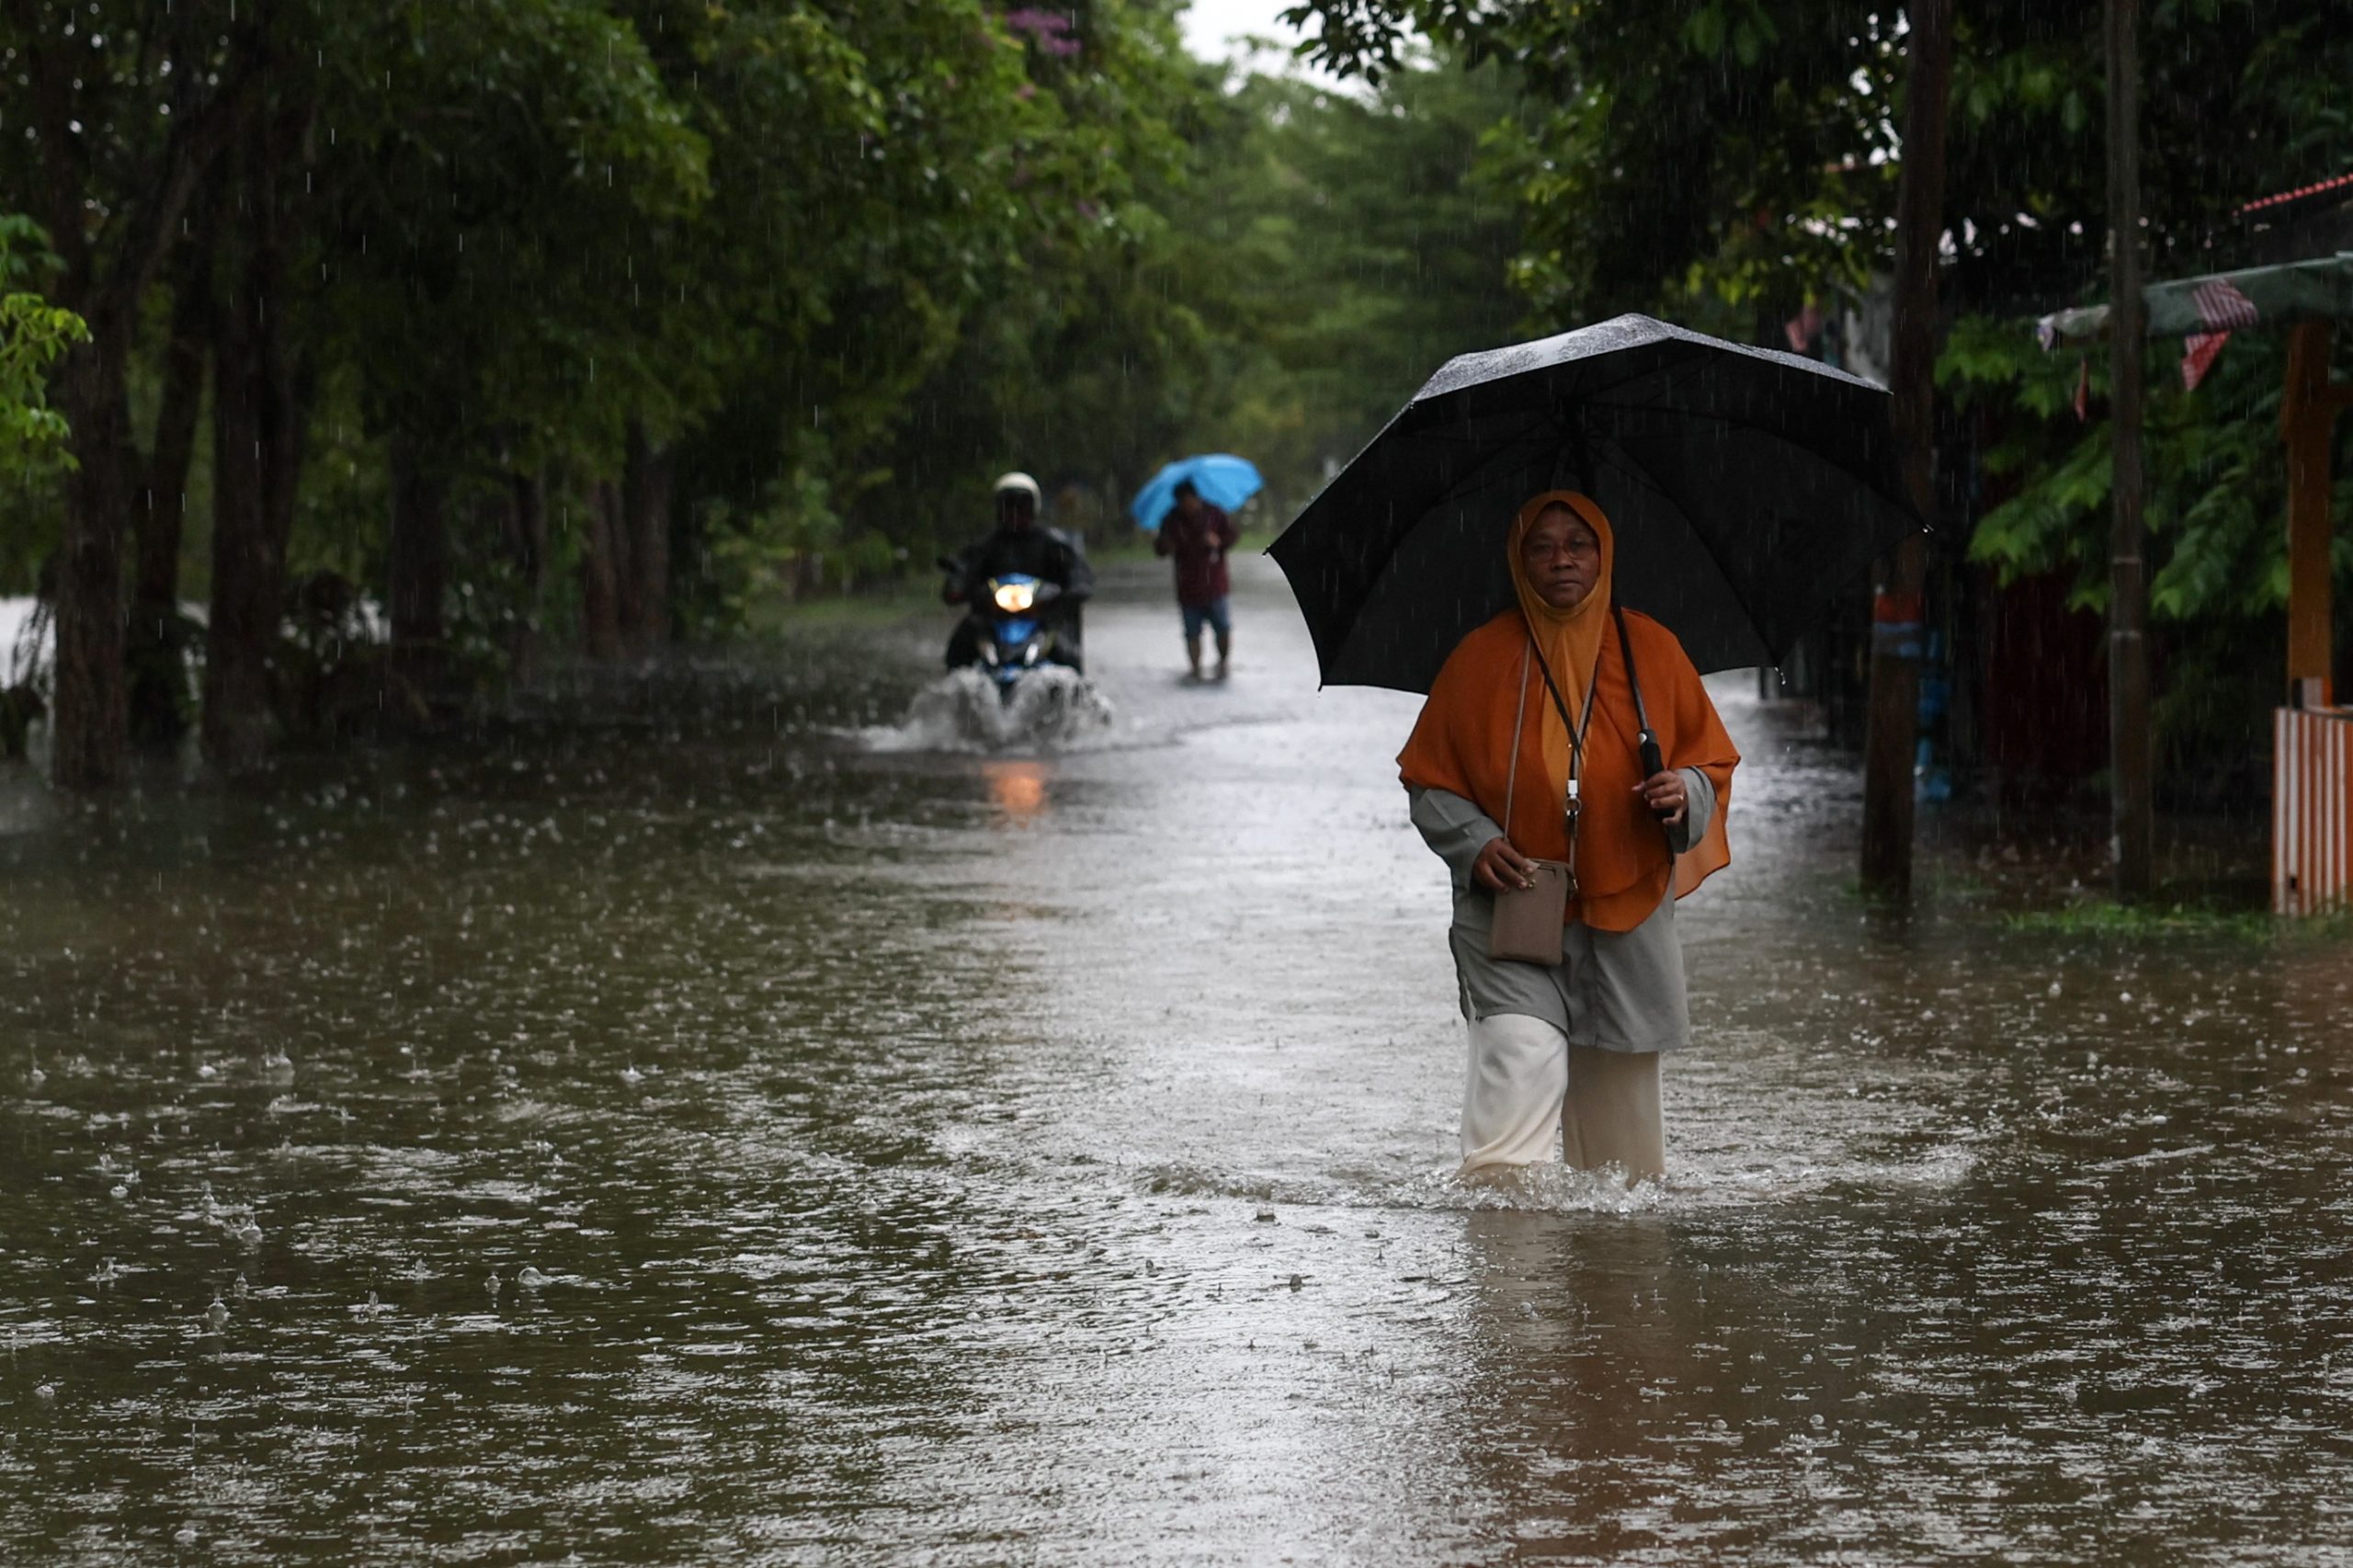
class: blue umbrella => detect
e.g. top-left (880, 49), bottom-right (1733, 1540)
top-left (1129, 453), bottom-right (1263, 532)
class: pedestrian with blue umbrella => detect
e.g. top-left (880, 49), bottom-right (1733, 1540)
top-left (1134, 454), bottom-right (1260, 682)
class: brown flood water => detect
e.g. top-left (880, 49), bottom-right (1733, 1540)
top-left (3, 555), bottom-right (2351, 1565)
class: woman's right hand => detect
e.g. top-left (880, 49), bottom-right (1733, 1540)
top-left (1472, 835), bottom-right (1538, 892)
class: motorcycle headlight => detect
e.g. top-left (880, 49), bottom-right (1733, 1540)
top-left (992, 581), bottom-right (1037, 613)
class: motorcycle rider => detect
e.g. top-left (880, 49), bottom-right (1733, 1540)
top-left (941, 472), bottom-right (1094, 673)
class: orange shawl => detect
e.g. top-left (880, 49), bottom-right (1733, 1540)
top-left (1396, 492), bottom-right (1741, 932)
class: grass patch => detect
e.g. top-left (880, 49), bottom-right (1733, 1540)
top-left (740, 580), bottom-right (938, 636)
top-left (2000, 899), bottom-right (2353, 942)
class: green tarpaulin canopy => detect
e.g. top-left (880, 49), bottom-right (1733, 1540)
top-left (2036, 252), bottom-right (2353, 346)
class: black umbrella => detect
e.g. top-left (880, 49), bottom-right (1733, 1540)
top-left (1268, 312), bottom-right (1924, 691)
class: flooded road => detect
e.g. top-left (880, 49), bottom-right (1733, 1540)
top-left (5, 555), bottom-right (2353, 1565)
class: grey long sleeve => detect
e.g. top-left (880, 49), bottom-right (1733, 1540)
top-left (1407, 787), bottom-right (1504, 893)
top-left (1668, 767), bottom-right (1716, 855)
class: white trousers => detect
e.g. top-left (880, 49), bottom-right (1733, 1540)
top-left (1461, 1011), bottom-right (1665, 1180)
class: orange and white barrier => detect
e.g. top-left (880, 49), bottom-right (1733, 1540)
top-left (2274, 705), bottom-right (2353, 915)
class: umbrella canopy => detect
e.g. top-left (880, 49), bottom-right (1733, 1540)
top-left (1268, 313), bottom-right (1922, 692)
top-left (1130, 453), bottom-right (1264, 532)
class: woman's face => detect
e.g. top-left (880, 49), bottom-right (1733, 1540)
top-left (1519, 506), bottom-right (1602, 611)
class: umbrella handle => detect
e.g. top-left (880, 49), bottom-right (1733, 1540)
top-left (1617, 609), bottom-right (1673, 821)
top-left (1639, 732), bottom-right (1672, 819)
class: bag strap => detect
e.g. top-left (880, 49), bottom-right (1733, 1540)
top-left (1526, 635), bottom-right (1598, 772)
top-left (1504, 641), bottom-right (1529, 835)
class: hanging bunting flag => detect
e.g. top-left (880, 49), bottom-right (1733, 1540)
top-left (2181, 276), bottom-right (2261, 391)
top-left (2182, 332), bottom-right (2231, 389)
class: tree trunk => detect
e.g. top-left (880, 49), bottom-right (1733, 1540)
top-left (506, 470), bottom-right (549, 684)
top-left (581, 478), bottom-right (625, 661)
top-left (2105, 0), bottom-right (2155, 900)
top-left (49, 327), bottom-right (136, 790)
top-left (387, 437), bottom-right (450, 716)
top-left (621, 421), bottom-right (674, 655)
top-left (21, 0), bottom-right (251, 790)
top-left (1858, 0), bottom-right (1954, 901)
top-left (204, 253), bottom-right (266, 768)
top-left (200, 104), bottom-right (309, 774)
top-left (128, 236), bottom-right (213, 751)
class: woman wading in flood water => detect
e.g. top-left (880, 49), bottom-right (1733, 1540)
top-left (1398, 491), bottom-right (1740, 1183)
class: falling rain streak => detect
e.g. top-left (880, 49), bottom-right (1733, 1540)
top-left (5, 567), bottom-right (2353, 1562)
top-left (5, 0), bottom-right (2352, 1562)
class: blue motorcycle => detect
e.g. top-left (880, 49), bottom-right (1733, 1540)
top-left (941, 563), bottom-right (1071, 702)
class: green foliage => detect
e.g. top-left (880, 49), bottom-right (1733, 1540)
top-left (1939, 316), bottom-right (2353, 780)
top-left (1287, 0), bottom-right (2353, 329)
top-left (1288, 0), bottom-right (1905, 320)
top-left (664, 0), bottom-right (1212, 612)
top-left (1279, 0), bottom-right (2353, 804)
top-left (1198, 62), bottom-right (1527, 507)
top-left (0, 216), bottom-right (87, 485)
top-left (828, 48), bottom-right (1529, 566)
top-left (314, 0), bottom-right (717, 465)
top-left (1940, 317), bottom-right (2353, 628)
top-left (0, 0), bottom-right (1540, 674)
top-left (691, 428), bottom-right (904, 631)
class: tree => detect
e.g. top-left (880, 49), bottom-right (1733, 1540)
top-left (309, 0), bottom-right (708, 695)
top-left (199, 1), bottom-right (319, 770)
top-left (1860, 0), bottom-right (1953, 900)
top-left (665, 0), bottom-right (1222, 610)
top-left (2, 0), bottom-right (251, 788)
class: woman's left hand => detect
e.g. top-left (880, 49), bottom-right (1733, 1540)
top-left (1636, 769), bottom-right (1687, 826)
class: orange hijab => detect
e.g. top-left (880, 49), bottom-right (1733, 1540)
top-left (1397, 491), bottom-right (1741, 932)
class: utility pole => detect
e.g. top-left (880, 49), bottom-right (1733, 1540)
top-left (2106, 0), bottom-right (2155, 899)
top-left (1859, 0), bottom-right (1953, 900)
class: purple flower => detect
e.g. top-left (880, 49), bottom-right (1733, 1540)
top-left (1003, 8), bottom-right (1081, 54)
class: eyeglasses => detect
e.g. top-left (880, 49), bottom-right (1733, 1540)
top-left (1521, 533), bottom-right (1600, 563)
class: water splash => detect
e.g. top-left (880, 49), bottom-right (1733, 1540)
top-left (860, 666), bottom-right (1116, 753)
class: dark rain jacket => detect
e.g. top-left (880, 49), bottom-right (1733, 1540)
top-left (948, 525), bottom-right (1094, 607)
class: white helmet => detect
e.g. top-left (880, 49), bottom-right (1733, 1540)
top-left (992, 471), bottom-right (1042, 505)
